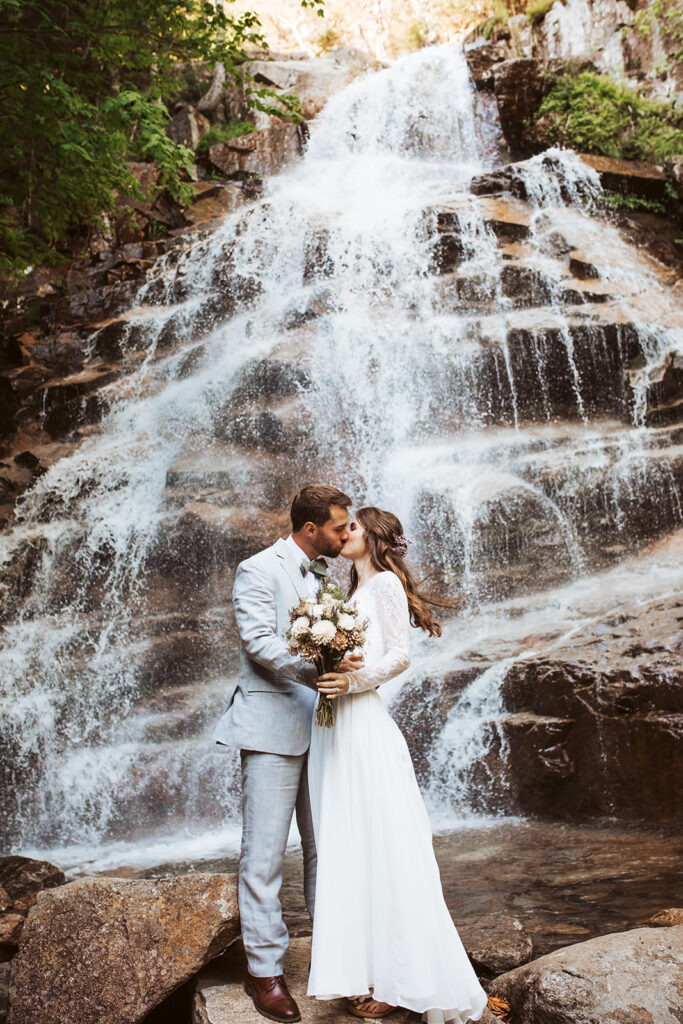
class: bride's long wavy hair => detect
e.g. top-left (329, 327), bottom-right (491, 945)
top-left (348, 507), bottom-right (441, 637)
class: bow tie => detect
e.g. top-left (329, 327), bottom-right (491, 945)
top-left (300, 558), bottom-right (328, 579)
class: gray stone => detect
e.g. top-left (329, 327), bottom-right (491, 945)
top-left (193, 935), bottom-right (416, 1024)
top-left (240, 50), bottom-right (379, 121)
top-left (8, 873), bottom-right (239, 1024)
top-left (208, 121), bottom-right (302, 179)
top-left (459, 914), bottom-right (534, 976)
top-left (166, 107), bottom-right (211, 149)
top-left (489, 925), bottom-right (683, 1024)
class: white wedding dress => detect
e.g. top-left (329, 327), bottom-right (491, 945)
top-left (306, 571), bottom-right (488, 1024)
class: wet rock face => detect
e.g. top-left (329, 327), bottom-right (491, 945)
top-left (1, 43), bottom-right (682, 858)
top-left (489, 925), bottom-right (683, 1024)
top-left (463, 42), bottom-right (510, 90)
top-left (492, 57), bottom-right (597, 159)
top-left (577, 153), bottom-right (670, 202)
top-left (7, 874), bottom-right (239, 1024)
top-left (466, 0), bottom-right (682, 105)
top-left (491, 58), bottom-right (548, 159)
top-left (531, 0), bottom-right (682, 104)
top-left (635, 349), bottom-right (683, 426)
top-left (500, 597), bottom-right (683, 820)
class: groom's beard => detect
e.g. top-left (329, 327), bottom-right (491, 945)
top-left (315, 540), bottom-right (344, 558)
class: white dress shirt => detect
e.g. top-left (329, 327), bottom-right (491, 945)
top-left (285, 534), bottom-right (326, 599)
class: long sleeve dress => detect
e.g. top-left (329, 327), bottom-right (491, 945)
top-left (306, 571), bottom-right (488, 1024)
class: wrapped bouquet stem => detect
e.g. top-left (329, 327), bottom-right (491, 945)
top-left (286, 578), bottom-right (367, 728)
top-left (312, 648), bottom-right (341, 728)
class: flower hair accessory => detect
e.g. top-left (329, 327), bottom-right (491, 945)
top-left (389, 533), bottom-right (410, 558)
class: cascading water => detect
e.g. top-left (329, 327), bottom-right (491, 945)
top-left (1, 44), bottom-right (681, 871)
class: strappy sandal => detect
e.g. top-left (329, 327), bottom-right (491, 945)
top-left (345, 996), bottom-right (396, 1019)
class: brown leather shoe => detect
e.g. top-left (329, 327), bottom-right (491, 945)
top-left (244, 972), bottom-right (302, 1023)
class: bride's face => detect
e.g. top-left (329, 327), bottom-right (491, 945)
top-left (340, 518), bottom-right (367, 560)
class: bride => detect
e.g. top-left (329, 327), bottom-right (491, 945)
top-left (306, 506), bottom-right (488, 1024)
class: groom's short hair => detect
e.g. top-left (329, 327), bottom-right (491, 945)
top-left (291, 484), bottom-right (352, 531)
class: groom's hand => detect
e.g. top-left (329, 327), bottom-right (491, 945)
top-left (317, 672), bottom-right (350, 698)
top-left (338, 653), bottom-right (363, 673)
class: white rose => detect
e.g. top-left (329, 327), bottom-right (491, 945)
top-left (311, 619), bottom-right (336, 643)
top-left (311, 603), bottom-right (325, 619)
top-left (291, 616), bottom-right (311, 638)
top-left (337, 613), bottom-right (356, 631)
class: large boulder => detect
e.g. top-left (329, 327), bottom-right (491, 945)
top-left (463, 41), bottom-right (510, 89)
top-left (492, 58), bottom-right (548, 158)
top-left (8, 873), bottom-right (239, 1024)
top-left (489, 925), bottom-right (683, 1024)
top-left (458, 914), bottom-right (534, 976)
top-left (208, 121), bottom-right (303, 179)
top-left (241, 48), bottom-right (380, 121)
top-left (0, 857), bottom-right (66, 960)
top-left (516, 0), bottom-right (682, 104)
top-left (492, 57), bottom-right (596, 158)
top-left (501, 596), bottom-right (683, 821)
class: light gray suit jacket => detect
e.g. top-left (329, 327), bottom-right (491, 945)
top-left (213, 537), bottom-right (319, 756)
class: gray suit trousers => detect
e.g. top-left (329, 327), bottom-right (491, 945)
top-left (239, 748), bottom-right (317, 976)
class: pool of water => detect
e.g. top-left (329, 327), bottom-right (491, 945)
top-left (85, 818), bottom-right (683, 960)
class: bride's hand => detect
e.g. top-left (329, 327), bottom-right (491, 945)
top-left (338, 652), bottom-right (363, 673)
top-left (317, 672), bottom-right (350, 698)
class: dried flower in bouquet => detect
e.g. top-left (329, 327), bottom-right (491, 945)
top-left (286, 578), bottom-right (366, 727)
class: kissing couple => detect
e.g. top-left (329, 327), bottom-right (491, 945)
top-left (213, 484), bottom-right (487, 1024)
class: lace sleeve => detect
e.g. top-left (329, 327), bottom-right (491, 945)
top-left (346, 572), bottom-right (411, 693)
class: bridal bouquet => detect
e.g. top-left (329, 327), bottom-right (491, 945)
top-left (286, 579), bottom-right (366, 728)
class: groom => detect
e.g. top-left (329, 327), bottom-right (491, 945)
top-left (213, 483), bottom-right (359, 1023)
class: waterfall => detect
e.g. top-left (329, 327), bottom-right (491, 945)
top-left (1, 44), bottom-right (681, 871)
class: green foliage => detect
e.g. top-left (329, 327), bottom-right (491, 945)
top-left (0, 0), bottom-right (324, 280)
top-left (478, 1), bottom-right (511, 39)
top-left (195, 120), bottom-right (256, 156)
top-left (472, 0), bottom-right (544, 38)
top-left (537, 72), bottom-right (683, 162)
top-left (598, 182), bottom-right (680, 222)
top-left (526, 0), bottom-right (559, 28)
top-left (404, 20), bottom-right (430, 50)
top-left (388, 17), bottom-right (431, 55)
top-left (0, 202), bottom-right (65, 279)
top-left (599, 193), bottom-right (667, 216)
top-left (634, 0), bottom-right (683, 71)
top-left (315, 26), bottom-right (342, 53)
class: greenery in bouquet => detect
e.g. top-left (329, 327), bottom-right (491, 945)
top-left (286, 579), bottom-right (367, 727)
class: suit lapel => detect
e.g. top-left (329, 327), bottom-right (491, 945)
top-left (274, 537), bottom-right (309, 602)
